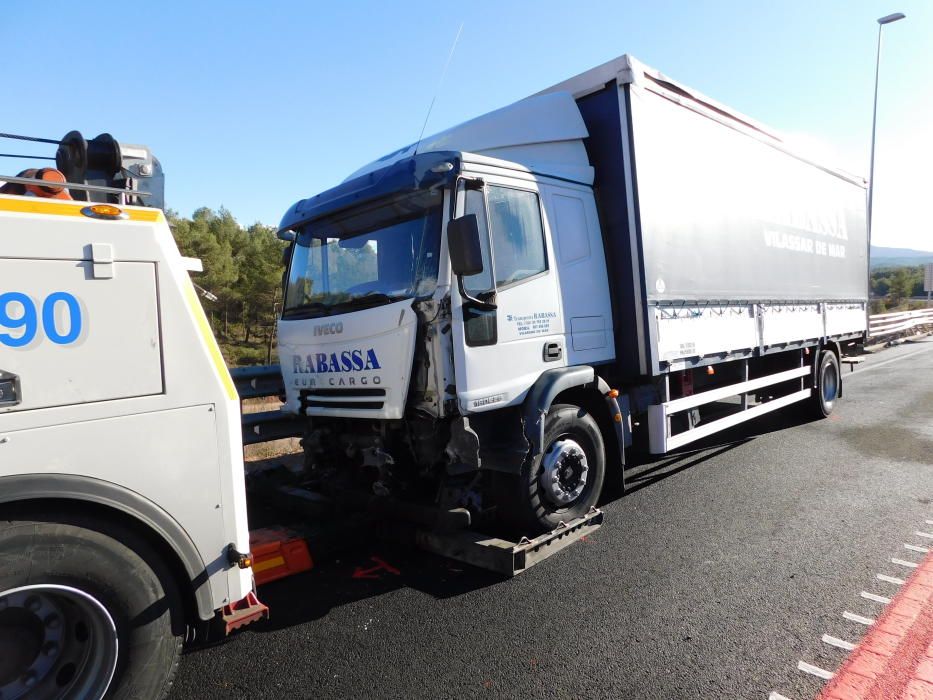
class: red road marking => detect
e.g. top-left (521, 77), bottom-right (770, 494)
top-left (351, 556), bottom-right (401, 580)
top-left (370, 556), bottom-right (401, 575)
top-left (818, 550), bottom-right (933, 700)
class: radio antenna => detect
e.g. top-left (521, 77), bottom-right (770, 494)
top-left (413, 22), bottom-right (464, 157)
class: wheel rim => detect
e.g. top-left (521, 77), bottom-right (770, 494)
top-left (539, 438), bottom-right (589, 507)
top-left (822, 361), bottom-right (838, 405)
top-left (0, 584), bottom-right (118, 700)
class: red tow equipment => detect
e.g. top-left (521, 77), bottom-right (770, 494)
top-left (0, 168), bottom-right (72, 199)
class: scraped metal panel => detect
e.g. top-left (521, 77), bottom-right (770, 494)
top-left (655, 306), bottom-right (757, 361)
top-left (760, 304), bottom-right (823, 346)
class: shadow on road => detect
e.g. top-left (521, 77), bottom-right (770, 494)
top-left (214, 539), bottom-right (503, 637)
top-left (609, 404), bottom-right (822, 498)
top-left (191, 405), bottom-right (821, 645)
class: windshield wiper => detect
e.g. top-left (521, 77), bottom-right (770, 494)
top-left (284, 293), bottom-right (404, 320)
top-left (334, 292), bottom-right (400, 311)
top-left (282, 301), bottom-right (331, 319)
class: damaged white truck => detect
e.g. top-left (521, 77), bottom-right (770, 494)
top-left (275, 54), bottom-right (868, 534)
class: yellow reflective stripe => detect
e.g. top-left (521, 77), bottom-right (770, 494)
top-left (0, 195), bottom-right (163, 222)
top-left (181, 280), bottom-right (238, 401)
top-left (252, 556), bottom-right (286, 574)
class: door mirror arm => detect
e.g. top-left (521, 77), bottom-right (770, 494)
top-left (449, 184), bottom-right (496, 309)
top-left (456, 279), bottom-right (497, 309)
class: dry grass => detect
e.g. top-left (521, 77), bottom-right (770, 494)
top-left (244, 438), bottom-right (302, 462)
top-left (240, 396), bottom-right (303, 463)
top-left (240, 396), bottom-right (282, 414)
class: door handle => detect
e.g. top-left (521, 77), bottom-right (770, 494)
top-left (543, 342), bottom-right (563, 362)
top-left (0, 371), bottom-right (20, 407)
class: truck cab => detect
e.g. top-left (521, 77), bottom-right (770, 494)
top-left (277, 92), bottom-right (619, 534)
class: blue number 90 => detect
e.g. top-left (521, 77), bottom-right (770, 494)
top-left (0, 292), bottom-right (38, 347)
top-left (0, 292), bottom-right (82, 347)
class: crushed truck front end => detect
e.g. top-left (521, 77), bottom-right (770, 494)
top-left (276, 152), bottom-right (464, 510)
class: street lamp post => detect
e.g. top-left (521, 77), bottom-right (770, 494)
top-left (867, 12), bottom-right (906, 242)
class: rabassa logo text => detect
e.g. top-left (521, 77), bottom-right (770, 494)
top-left (293, 349), bottom-right (382, 374)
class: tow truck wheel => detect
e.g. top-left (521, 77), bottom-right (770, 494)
top-left (497, 403), bottom-right (605, 535)
top-left (0, 511), bottom-right (183, 700)
top-left (809, 349), bottom-right (841, 418)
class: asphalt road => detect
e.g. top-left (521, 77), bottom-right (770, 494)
top-left (171, 339), bottom-right (933, 700)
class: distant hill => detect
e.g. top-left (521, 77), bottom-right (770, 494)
top-left (870, 245), bottom-right (933, 269)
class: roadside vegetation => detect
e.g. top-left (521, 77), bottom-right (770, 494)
top-left (169, 207), bottom-right (286, 366)
top-left (870, 264), bottom-right (931, 313)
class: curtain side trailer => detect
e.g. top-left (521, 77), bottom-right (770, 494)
top-left (541, 55), bottom-right (867, 452)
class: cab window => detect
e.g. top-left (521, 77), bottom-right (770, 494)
top-left (486, 186), bottom-right (547, 287)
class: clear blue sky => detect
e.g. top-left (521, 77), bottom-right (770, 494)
top-left (2, 1), bottom-right (930, 249)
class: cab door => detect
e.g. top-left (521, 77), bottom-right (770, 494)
top-left (449, 173), bottom-right (565, 413)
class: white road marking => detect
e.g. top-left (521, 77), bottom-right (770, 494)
top-left (916, 531), bottom-right (933, 539)
top-left (877, 573), bottom-right (906, 585)
top-left (860, 591), bottom-right (891, 604)
top-left (892, 558), bottom-right (919, 569)
top-left (848, 344), bottom-right (933, 376)
top-left (822, 634), bottom-right (857, 651)
top-left (797, 660), bottom-right (834, 680)
top-left (843, 611), bottom-right (875, 625)
top-left (769, 692), bottom-right (793, 700)
top-left (904, 543), bottom-right (929, 553)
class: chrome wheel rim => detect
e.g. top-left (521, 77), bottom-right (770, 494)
top-left (822, 361), bottom-right (838, 405)
top-left (539, 438), bottom-right (589, 507)
top-left (0, 584), bottom-right (118, 700)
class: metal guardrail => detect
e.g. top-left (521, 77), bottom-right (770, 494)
top-left (230, 365), bottom-right (286, 400)
top-left (230, 365), bottom-right (303, 446)
top-left (232, 307), bottom-right (932, 444)
top-left (868, 308), bottom-right (933, 341)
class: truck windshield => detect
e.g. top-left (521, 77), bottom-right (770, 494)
top-left (284, 189), bottom-right (443, 318)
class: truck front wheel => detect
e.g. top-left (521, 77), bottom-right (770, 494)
top-left (496, 403), bottom-right (606, 535)
top-left (0, 511), bottom-right (183, 700)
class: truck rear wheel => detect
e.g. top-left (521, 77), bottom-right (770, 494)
top-left (0, 512), bottom-right (183, 700)
top-left (809, 349), bottom-right (840, 418)
top-left (496, 404), bottom-right (605, 535)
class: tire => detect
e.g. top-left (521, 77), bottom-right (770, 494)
top-left (809, 350), bottom-right (841, 418)
top-left (496, 403), bottom-right (606, 535)
top-left (0, 511), bottom-right (183, 700)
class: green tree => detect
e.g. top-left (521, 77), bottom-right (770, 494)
top-left (168, 207), bottom-right (286, 365)
top-left (889, 268), bottom-right (914, 303)
top-left (236, 223), bottom-right (286, 345)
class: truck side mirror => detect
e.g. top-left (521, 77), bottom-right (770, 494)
top-left (276, 229), bottom-right (296, 242)
top-left (447, 214), bottom-right (483, 277)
